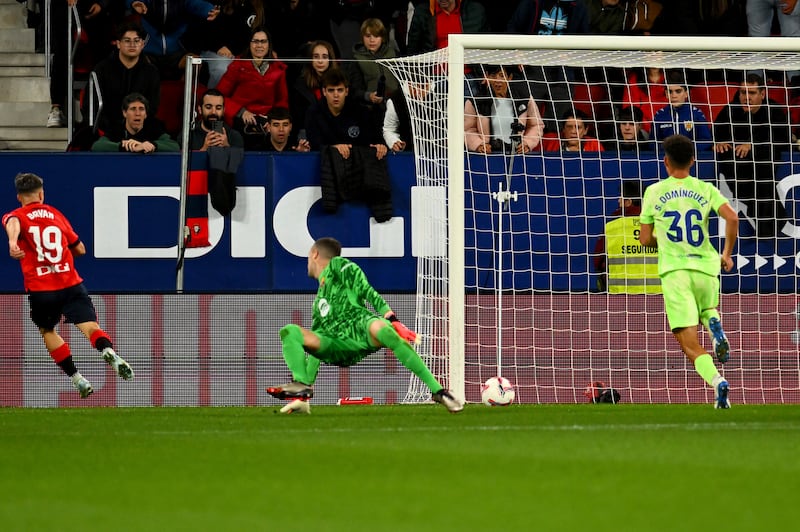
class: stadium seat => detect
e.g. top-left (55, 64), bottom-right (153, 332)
top-left (690, 82), bottom-right (737, 123)
top-left (789, 95), bottom-right (800, 136)
top-left (766, 81), bottom-right (789, 106)
top-left (157, 80), bottom-right (186, 136)
top-left (156, 81), bottom-right (208, 136)
top-left (572, 83), bottom-right (609, 121)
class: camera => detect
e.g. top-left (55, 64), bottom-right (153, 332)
top-left (489, 139), bottom-right (506, 152)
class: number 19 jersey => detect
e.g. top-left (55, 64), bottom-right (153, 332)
top-left (640, 175), bottom-right (729, 277)
top-left (2, 202), bottom-right (83, 292)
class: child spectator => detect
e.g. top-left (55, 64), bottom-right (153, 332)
top-left (262, 107), bottom-right (311, 152)
top-left (652, 70), bottom-right (713, 152)
top-left (542, 109), bottom-right (604, 152)
top-left (305, 69), bottom-right (386, 159)
top-left (348, 19), bottom-right (400, 107)
top-left (290, 40), bottom-right (340, 143)
top-left (605, 105), bottom-right (655, 153)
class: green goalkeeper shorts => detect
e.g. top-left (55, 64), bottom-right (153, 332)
top-left (313, 317), bottom-right (384, 367)
top-left (661, 269), bottom-right (719, 331)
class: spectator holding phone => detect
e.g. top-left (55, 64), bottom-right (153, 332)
top-left (184, 88), bottom-right (244, 151)
top-left (183, 88), bottom-right (245, 217)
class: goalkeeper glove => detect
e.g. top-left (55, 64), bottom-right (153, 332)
top-left (387, 313), bottom-right (419, 344)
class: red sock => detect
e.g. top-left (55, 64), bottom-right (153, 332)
top-left (49, 343), bottom-right (71, 363)
top-left (89, 329), bottom-right (112, 351)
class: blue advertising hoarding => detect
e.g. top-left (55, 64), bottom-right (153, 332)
top-left (0, 152), bottom-right (797, 293)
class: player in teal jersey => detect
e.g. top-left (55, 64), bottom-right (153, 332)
top-left (266, 237), bottom-right (463, 414)
top-left (639, 135), bottom-right (739, 409)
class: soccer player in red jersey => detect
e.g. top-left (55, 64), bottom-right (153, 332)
top-left (3, 172), bottom-right (134, 398)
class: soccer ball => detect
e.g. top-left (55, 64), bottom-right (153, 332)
top-left (480, 376), bottom-right (515, 406)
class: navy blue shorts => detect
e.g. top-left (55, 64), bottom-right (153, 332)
top-left (28, 283), bottom-right (98, 330)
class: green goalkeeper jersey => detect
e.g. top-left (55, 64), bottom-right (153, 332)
top-left (640, 175), bottom-right (729, 277)
top-left (312, 256), bottom-right (391, 335)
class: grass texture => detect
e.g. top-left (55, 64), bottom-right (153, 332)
top-left (1, 404), bottom-right (798, 531)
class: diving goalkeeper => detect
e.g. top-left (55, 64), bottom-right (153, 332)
top-left (266, 236), bottom-right (463, 414)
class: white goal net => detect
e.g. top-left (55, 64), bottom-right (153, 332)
top-left (381, 35), bottom-right (800, 405)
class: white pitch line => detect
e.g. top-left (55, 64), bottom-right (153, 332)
top-left (140, 421), bottom-right (799, 436)
top-left (7, 421), bottom-right (798, 439)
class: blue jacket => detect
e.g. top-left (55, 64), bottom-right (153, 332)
top-left (126, 0), bottom-right (215, 56)
top-left (652, 103), bottom-right (712, 152)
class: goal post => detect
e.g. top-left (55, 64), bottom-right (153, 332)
top-left (381, 35), bottom-right (800, 405)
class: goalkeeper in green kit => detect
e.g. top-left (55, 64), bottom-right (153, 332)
top-left (267, 237), bottom-right (464, 414)
top-left (639, 135), bottom-right (738, 408)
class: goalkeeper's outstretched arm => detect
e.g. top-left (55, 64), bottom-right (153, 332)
top-left (383, 311), bottom-right (419, 344)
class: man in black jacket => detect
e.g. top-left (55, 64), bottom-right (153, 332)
top-left (306, 70), bottom-right (391, 222)
top-left (184, 89), bottom-right (244, 151)
top-left (305, 69), bottom-right (387, 160)
top-left (713, 74), bottom-right (791, 238)
top-left (90, 21), bottom-right (161, 133)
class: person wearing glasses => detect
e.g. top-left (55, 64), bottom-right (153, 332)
top-left (652, 70), bottom-right (713, 153)
top-left (90, 21), bottom-right (161, 134)
top-left (181, 0), bottom-right (268, 89)
top-left (216, 27), bottom-right (289, 150)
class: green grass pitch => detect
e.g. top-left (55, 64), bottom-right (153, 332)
top-left (1, 404), bottom-right (798, 531)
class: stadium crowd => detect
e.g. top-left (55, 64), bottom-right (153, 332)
top-left (39, 1), bottom-right (778, 147)
top-left (32, 0), bottom-right (796, 240)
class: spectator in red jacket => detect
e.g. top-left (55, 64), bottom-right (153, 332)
top-left (621, 67), bottom-right (667, 135)
top-left (216, 27), bottom-right (289, 145)
top-left (542, 109), bottom-right (604, 152)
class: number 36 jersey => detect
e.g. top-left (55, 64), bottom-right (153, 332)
top-left (2, 202), bottom-right (83, 292)
top-left (640, 175), bottom-right (729, 278)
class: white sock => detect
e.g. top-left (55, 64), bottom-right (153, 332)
top-left (71, 372), bottom-right (84, 384)
top-left (711, 374), bottom-right (726, 388)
